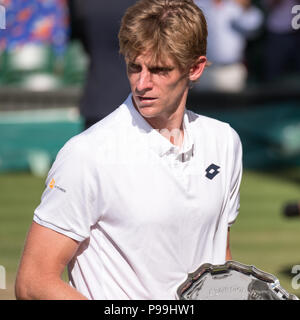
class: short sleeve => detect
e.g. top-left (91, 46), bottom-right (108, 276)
top-left (227, 127), bottom-right (243, 227)
top-left (33, 136), bottom-right (101, 241)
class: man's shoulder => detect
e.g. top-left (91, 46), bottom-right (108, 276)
top-left (88, 103), bottom-right (129, 132)
top-left (82, 102), bottom-right (130, 136)
top-left (187, 109), bottom-right (231, 132)
top-left (61, 103), bottom-right (128, 153)
top-left (186, 109), bottom-right (240, 145)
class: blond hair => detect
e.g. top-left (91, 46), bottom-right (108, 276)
top-left (118, 0), bottom-right (207, 72)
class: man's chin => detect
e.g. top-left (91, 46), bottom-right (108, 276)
top-left (136, 105), bottom-right (161, 119)
top-left (132, 97), bottom-right (162, 119)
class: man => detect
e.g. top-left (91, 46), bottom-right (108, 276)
top-left (15, 0), bottom-right (243, 300)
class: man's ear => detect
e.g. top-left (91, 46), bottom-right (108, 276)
top-left (189, 56), bottom-right (207, 82)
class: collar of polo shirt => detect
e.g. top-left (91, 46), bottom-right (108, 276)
top-left (125, 94), bottom-right (194, 162)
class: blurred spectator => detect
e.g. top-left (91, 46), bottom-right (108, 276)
top-left (0, 0), bottom-right (69, 90)
top-left (263, 0), bottom-right (300, 83)
top-left (67, 0), bottom-right (136, 130)
top-left (0, 0), bottom-right (68, 56)
top-left (263, 1), bottom-right (300, 220)
top-left (193, 0), bottom-right (263, 92)
top-left (283, 202), bottom-right (300, 218)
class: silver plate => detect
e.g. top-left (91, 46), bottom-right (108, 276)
top-left (177, 260), bottom-right (299, 300)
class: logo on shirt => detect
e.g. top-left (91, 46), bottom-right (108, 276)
top-left (49, 178), bottom-right (55, 189)
top-left (48, 178), bottom-right (66, 193)
top-left (205, 164), bottom-right (220, 180)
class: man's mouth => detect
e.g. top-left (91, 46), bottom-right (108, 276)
top-left (138, 96), bottom-right (156, 101)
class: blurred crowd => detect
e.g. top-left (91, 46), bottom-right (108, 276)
top-left (0, 0), bottom-right (299, 93)
top-left (193, 0), bottom-right (300, 92)
top-left (0, 0), bottom-right (90, 91)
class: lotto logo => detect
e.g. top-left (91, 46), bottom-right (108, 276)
top-left (205, 164), bottom-right (220, 180)
top-left (0, 5), bottom-right (5, 29)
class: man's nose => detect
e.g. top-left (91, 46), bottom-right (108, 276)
top-left (136, 69), bottom-right (153, 93)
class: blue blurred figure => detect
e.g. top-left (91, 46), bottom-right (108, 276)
top-left (194, 0), bottom-right (263, 92)
top-left (263, 0), bottom-right (300, 83)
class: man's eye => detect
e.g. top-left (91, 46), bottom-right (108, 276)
top-left (127, 63), bottom-right (141, 73)
top-left (150, 67), bottom-right (173, 75)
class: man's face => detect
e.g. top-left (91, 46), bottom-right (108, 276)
top-left (126, 52), bottom-right (190, 121)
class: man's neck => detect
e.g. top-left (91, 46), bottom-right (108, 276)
top-left (143, 103), bottom-right (186, 147)
top-left (145, 111), bottom-right (184, 132)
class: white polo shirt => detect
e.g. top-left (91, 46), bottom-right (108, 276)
top-left (34, 94), bottom-right (243, 300)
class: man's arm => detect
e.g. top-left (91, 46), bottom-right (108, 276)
top-left (15, 222), bottom-right (88, 300)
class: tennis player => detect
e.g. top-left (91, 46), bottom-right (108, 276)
top-left (15, 0), bottom-right (243, 300)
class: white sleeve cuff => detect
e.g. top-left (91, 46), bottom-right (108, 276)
top-left (33, 213), bottom-right (86, 242)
